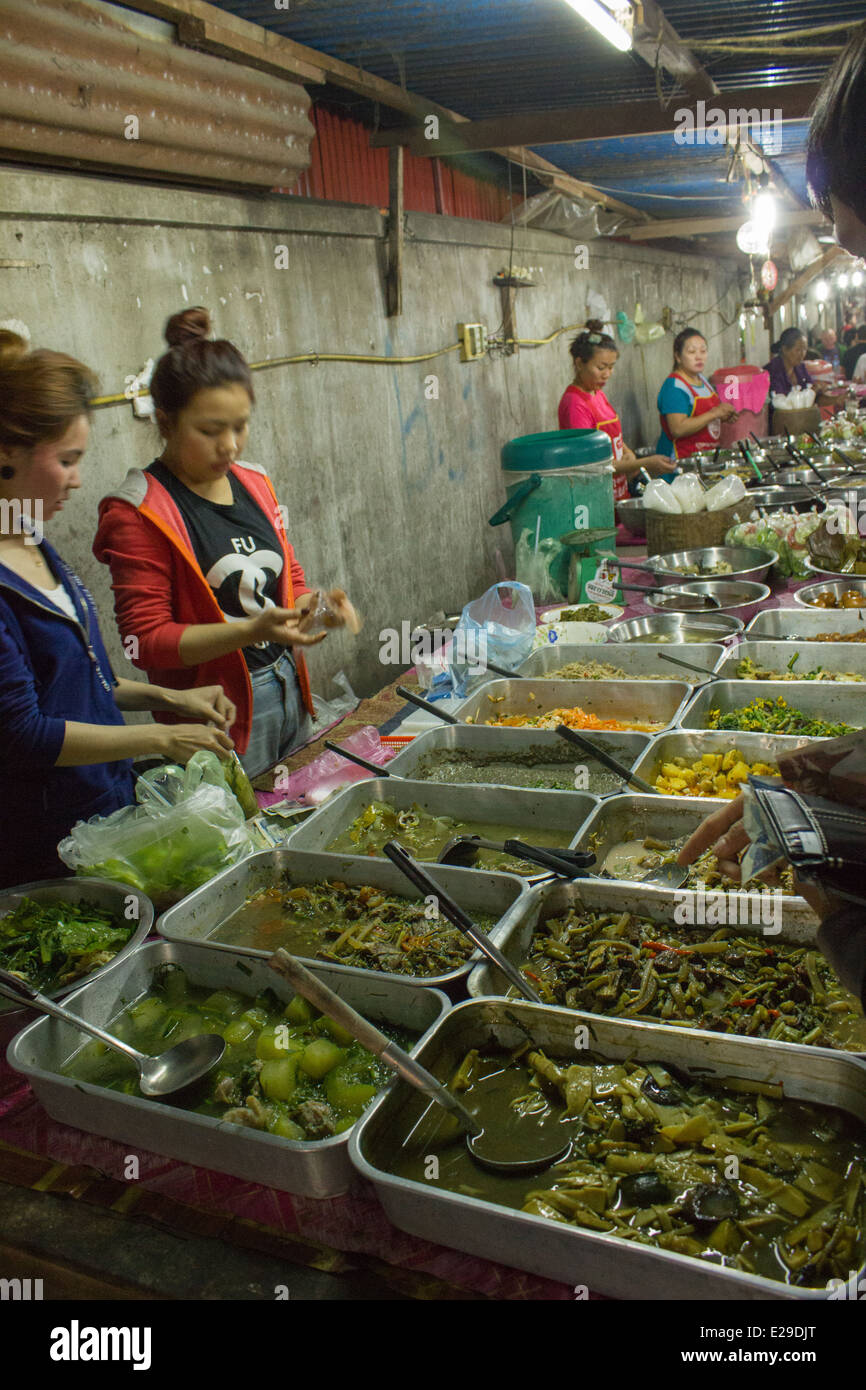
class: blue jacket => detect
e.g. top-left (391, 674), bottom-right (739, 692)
top-left (0, 537), bottom-right (134, 888)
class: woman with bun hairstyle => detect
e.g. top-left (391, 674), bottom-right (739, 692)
top-left (656, 328), bottom-right (737, 462)
top-left (94, 308), bottom-right (356, 778)
top-left (558, 321), bottom-right (674, 500)
top-left (0, 329), bottom-right (233, 889)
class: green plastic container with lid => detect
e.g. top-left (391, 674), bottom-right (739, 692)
top-left (490, 429), bottom-right (615, 601)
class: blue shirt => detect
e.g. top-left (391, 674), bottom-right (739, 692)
top-left (656, 374), bottom-right (717, 458)
top-left (0, 537), bottom-right (134, 887)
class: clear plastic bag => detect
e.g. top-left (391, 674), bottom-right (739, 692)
top-left (456, 581), bottom-right (537, 673)
top-left (58, 755), bottom-right (256, 908)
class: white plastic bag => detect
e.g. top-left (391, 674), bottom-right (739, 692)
top-left (643, 480), bottom-right (682, 513)
top-left (671, 474), bottom-right (706, 513)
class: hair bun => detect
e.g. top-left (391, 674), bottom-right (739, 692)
top-left (584, 318), bottom-right (606, 334)
top-left (0, 328), bottom-right (29, 373)
top-left (164, 306), bottom-right (212, 347)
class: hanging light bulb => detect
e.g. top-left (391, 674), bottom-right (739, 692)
top-left (736, 220), bottom-right (769, 256)
top-left (853, 270), bottom-right (864, 288)
top-left (838, 273), bottom-right (850, 290)
top-left (815, 280), bottom-right (830, 301)
top-left (752, 190), bottom-right (777, 235)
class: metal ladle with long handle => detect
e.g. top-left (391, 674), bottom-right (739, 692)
top-left (0, 968), bottom-right (225, 1097)
top-left (266, 949), bottom-right (571, 1174)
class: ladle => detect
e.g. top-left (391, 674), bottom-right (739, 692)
top-left (382, 839), bottom-right (544, 1002)
top-left (324, 740), bottom-right (392, 777)
top-left (785, 443), bottom-right (831, 485)
top-left (553, 724), bottom-right (657, 795)
top-left (0, 968), bottom-right (225, 1098)
top-left (266, 948), bottom-right (571, 1173)
top-left (656, 651), bottom-right (723, 682)
top-left (395, 685), bottom-right (459, 724)
top-left (615, 581), bottom-right (722, 611)
top-left (437, 836), bottom-right (596, 876)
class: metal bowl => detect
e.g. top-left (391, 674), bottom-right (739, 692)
top-left (793, 578), bottom-right (866, 610)
top-left (803, 556), bottom-right (866, 580)
top-left (772, 467), bottom-right (846, 488)
top-left (0, 877), bottom-right (154, 1017)
top-left (606, 612), bottom-right (744, 643)
top-left (615, 496), bottom-right (646, 537)
top-left (743, 485), bottom-right (818, 514)
top-left (646, 579), bottom-right (771, 625)
top-left (647, 545), bottom-right (779, 585)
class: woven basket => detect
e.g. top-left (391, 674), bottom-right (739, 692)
top-left (646, 503), bottom-right (743, 557)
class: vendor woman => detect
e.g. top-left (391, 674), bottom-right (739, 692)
top-left (558, 321), bottom-right (674, 500)
top-left (0, 329), bottom-right (234, 889)
top-left (656, 328), bottom-right (737, 462)
top-left (764, 327), bottom-right (842, 418)
top-left (94, 307), bottom-right (358, 780)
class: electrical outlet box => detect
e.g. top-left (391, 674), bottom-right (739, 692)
top-left (457, 322), bottom-right (488, 361)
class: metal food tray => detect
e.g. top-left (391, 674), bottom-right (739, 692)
top-left (0, 877), bottom-right (154, 1019)
top-left (6, 940), bottom-right (449, 1200)
top-left (745, 607), bottom-right (866, 640)
top-left (457, 677), bottom-right (691, 731)
top-left (385, 723), bottom-right (651, 797)
top-left (679, 680), bottom-right (866, 731)
top-left (156, 848), bottom-right (529, 992)
top-left (563, 795), bottom-right (816, 925)
top-left (283, 777), bottom-right (599, 865)
top-left (349, 998), bottom-right (866, 1300)
top-left (718, 640), bottom-right (866, 681)
top-left (517, 642), bottom-right (725, 682)
top-left (630, 729), bottom-right (813, 794)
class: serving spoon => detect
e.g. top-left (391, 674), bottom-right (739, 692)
top-left (267, 949), bottom-right (571, 1174)
top-left (0, 968), bottom-right (225, 1097)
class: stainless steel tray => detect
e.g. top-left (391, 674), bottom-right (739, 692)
top-left (0, 877), bottom-right (154, 1019)
top-left (745, 607), bottom-right (866, 640)
top-left (350, 999), bottom-right (866, 1300)
top-left (679, 680), bottom-right (866, 731)
top-left (6, 939), bottom-right (449, 1200)
top-left (517, 642), bottom-right (725, 682)
top-left (718, 640), bottom-right (866, 681)
top-left (564, 796), bottom-right (816, 923)
top-left (630, 729), bottom-right (813, 794)
top-left (458, 677), bottom-right (691, 731)
top-left (385, 723), bottom-right (650, 797)
top-left (156, 848), bottom-right (529, 992)
top-left (284, 777), bottom-right (598, 864)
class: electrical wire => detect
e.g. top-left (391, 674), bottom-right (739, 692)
top-left (90, 343), bottom-right (463, 408)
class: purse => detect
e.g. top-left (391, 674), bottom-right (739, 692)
top-left (745, 778), bottom-right (866, 907)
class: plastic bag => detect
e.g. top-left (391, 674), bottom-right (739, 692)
top-left (264, 726), bottom-right (394, 809)
top-left (642, 480), bottom-right (682, 513)
top-left (58, 755), bottom-right (256, 907)
top-left (514, 528), bottom-right (564, 604)
top-left (456, 581), bottom-right (537, 673)
top-left (306, 670), bottom-right (361, 741)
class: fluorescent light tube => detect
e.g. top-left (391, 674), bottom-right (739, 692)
top-left (563, 0), bottom-right (633, 52)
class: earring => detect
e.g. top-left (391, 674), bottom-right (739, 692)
top-left (0, 465), bottom-right (15, 480)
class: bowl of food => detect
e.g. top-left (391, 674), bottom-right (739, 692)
top-left (793, 579), bottom-right (866, 609)
top-left (649, 545), bottom-right (779, 585)
top-left (0, 877), bottom-right (153, 1016)
top-left (645, 579), bottom-right (771, 625)
top-left (741, 485), bottom-right (815, 514)
top-left (606, 613), bottom-right (744, 643)
top-left (540, 603), bottom-right (623, 625)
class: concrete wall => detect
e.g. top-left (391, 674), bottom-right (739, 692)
top-left (0, 165), bottom-right (745, 697)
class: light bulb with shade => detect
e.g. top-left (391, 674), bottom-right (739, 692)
top-left (815, 280), bottom-right (830, 302)
top-left (838, 273), bottom-right (850, 290)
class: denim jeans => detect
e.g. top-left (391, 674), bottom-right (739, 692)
top-left (240, 651), bottom-right (313, 780)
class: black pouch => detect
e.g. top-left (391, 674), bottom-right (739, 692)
top-left (749, 781), bottom-right (866, 907)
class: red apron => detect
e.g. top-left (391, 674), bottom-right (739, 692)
top-left (659, 373), bottom-right (721, 461)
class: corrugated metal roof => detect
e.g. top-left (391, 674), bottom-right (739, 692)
top-left (214, 0), bottom-right (861, 218)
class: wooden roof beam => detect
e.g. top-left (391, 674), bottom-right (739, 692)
top-left (632, 0), bottom-right (719, 99)
top-left (767, 246), bottom-right (844, 316)
top-left (624, 208), bottom-right (829, 240)
top-left (370, 83), bottom-right (819, 156)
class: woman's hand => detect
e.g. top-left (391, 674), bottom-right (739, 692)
top-left (643, 455), bottom-right (677, 476)
top-left (168, 685), bottom-right (237, 731)
top-left (155, 723), bottom-right (234, 763)
top-left (677, 793), bottom-right (749, 880)
top-left (714, 402), bottom-right (739, 422)
top-left (247, 606), bottom-right (327, 648)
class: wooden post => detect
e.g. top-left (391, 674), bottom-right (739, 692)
top-left (500, 284), bottom-right (518, 353)
top-left (386, 145), bottom-right (404, 318)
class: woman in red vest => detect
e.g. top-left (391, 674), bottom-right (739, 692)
top-left (656, 328), bottom-right (737, 462)
top-left (94, 307), bottom-right (356, 777)
top-left (558, 322), bottom-right (674, 500)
